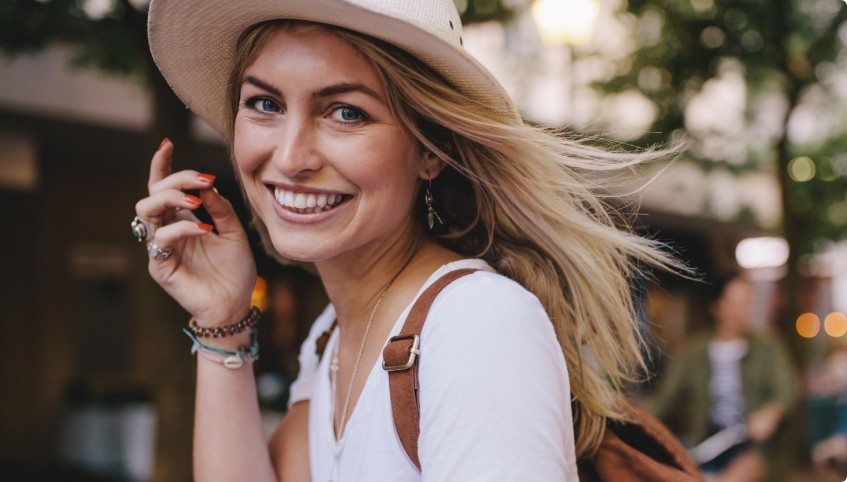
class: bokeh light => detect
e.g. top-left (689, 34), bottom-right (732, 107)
top-left (825, 312), bottom-right (847, 338)
top-left (735, 237), bottom-right (789, 268)
top-left (817, 156), bottom-right (840, 181)
top-left (796, 312), bottom-right (821, 338)
top-left (531, 0), bottom-right (601, 46)
top-left (788, 156), bottom-right (815, 182)
top-left (251, 276), bottom-right (269, 312)
top-left (828, 201), bottom-right (847, 226)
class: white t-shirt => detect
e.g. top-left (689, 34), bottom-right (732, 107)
top-left (287, 258), bottom-right (578, 481)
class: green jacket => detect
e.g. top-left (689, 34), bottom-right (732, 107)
top-left (645, 331), bottom-right (797, 447)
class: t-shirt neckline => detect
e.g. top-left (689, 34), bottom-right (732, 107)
top-left (320, 257), bottom-right (494, 447)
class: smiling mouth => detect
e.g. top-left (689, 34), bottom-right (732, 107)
top-left (269, 185), bottom-right (353, 214)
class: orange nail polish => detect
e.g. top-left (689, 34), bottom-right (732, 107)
top-left (184, 194), bottom-right (202, 205)
top-left (197, 223), bottom-right (214, 232)
top-left (158, 137), bottom-right (170, 150)
top-left (198, 173), bottom-right (216, 184)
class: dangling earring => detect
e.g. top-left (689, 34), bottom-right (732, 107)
top-left (425, 179), bottom-right (444, 230)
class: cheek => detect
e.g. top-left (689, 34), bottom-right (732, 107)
top-left (232, 119), bottom-right (269, 174)
top-left (332, 131), bottom-right (420, 200)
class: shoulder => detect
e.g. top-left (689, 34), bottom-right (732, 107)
top-left (677, 333), bottom-right (711, 358)
top-left (415, 269), bottom-right (576, 476)
top-left (426, 269), bottom-right (549, 330)
top-left (285, 304), bottom-right (335, 410)
top-left (419, 268), bottom-right (564, 377)
top-left (748, 332), bottom-right (790, 356)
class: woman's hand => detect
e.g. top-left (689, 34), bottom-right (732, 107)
top-left (746, 402), bottom-right (784, 443)
top-left (135, 139), bottom-right (257, 327)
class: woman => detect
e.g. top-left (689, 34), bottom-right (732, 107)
top-left (647, 274), bottom-right (797, 481)
top-left (138, 1), bottom-right (681, 480)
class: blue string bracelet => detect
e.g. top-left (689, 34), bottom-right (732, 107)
top-left (182, 326), bottom-right (260, 369)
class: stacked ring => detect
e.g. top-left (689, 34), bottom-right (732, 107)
top-left (147, 243), bottom-right (172, 260)
top-left (131, 216), bottom-right (154, 243)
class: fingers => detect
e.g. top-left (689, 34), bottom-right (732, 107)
top-left (146, 138), bottom-right (216, 195)
top-left (198, 187), bottom-right (245, 238)
top-left (148, 138), bottom-right (173, 189)
top-left (136, 190), bottom-right (204, 226)
top-left (149, 169), bottom-right (216, 196)
top-left (148, 220), bottom-right (215, 257)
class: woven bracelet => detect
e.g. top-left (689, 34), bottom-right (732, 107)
top-left (182, 326), bottom-right (259, 369)
top-left (187, 306), bottom-right (262, 338)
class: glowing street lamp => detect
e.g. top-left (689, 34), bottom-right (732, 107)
top-left (529, 0), bottom-right (601, 125)
top-left (531, 0), bottom-right (601, 47)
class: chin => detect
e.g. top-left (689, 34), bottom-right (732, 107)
top-left (268, 232), bottom-right (336, 263)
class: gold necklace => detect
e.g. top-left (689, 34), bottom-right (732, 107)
top-left (331, 281), bottom-right (390, 440)
top-left (330, 237), bottom-right (423, 441)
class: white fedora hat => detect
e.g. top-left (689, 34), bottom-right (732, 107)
top-left (147, 0), bottom-right (522, 135)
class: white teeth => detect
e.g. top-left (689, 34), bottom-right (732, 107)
top-left (273, 187), bottom-right (347, 212)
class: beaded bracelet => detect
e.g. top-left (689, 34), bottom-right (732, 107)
top-left (181, 326), bottom-right (259, 369)
top-left (187, 306), bottom-right (262, 338)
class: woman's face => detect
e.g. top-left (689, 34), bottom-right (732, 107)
top-left (712, 277), bottom-right (755, 336)
top-left (233, 26), bottom-right (433, 262)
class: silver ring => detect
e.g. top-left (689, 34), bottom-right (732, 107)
top-left (147, 243), bottom-right (172, 260)
top-left (131, 216), bottom-right (155, 243)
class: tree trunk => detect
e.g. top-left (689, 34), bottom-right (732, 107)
top-left (146, 59), bottom-right (195, 482)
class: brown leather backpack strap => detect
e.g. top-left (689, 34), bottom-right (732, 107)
top-left (381, 267), bottom-right (480, 470)
top-left (578, 398), bottom-right (705, 482)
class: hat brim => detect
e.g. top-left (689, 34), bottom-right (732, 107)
top-left (147, 0), bottom-right (520, 135)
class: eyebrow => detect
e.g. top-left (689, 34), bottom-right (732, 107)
top-left (243, 76), bottom-right (384, 103)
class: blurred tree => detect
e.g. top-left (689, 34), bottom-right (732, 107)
top-left (596, 0), bottom-right (847, 362)
top-left (0, 0), bottom-right (511, 479)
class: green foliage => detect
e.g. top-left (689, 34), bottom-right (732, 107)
top-left (0, 0), bottom-right (149, 78)
top-left (600, 0), bottom-right (847, 249)
top-left (459, 0), bottom-right (514, 24)
top-left (788, 138), bottom-right (847, 245)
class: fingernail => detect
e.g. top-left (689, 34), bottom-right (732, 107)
top-left (197, 223), bottom-right (214, 232)
top-left (158, 137), bottom-right (170, 150)
top-left (212, 187), bottom-right (220, 195)
top-left (184, 194), bottom-right (202, 205)
top-left (198, 173), bottom-right (216, 184)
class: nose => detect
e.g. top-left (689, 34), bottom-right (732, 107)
top-left (271, 113), bottom-right (323, 178)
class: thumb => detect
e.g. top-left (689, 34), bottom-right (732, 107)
top-left (198, 187), bottom-right (245, 239)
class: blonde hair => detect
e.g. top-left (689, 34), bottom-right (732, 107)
top-left (226, 20), bottom-right (686, 457)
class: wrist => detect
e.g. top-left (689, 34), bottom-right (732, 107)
top-left (193, 305), bottom-right (253, 328)
top-left (190, 306), bottom-right (259, 337)
top-left (199, 329), bottom-right (253, 351)
top-left (183, 326), bottom-right (259, 369)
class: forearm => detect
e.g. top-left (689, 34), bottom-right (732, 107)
top-left (193, 331), bottom-right (277, 482)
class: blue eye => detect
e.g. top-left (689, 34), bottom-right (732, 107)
top-left (331, 105), bottom-right (365, 124)
top-left (260, 99), bottom-right (279, 112)
top-left (245, 97), bottom-right (280, 114)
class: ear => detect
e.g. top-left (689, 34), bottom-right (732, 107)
top-left (418, 149), bottom-right (447, 181)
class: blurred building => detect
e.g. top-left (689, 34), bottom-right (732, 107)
top-left (0, 45), bottom-right (326, 480)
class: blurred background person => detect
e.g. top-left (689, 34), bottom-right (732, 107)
top-left (645, 273), bottom-right (798, 482)
top-left (807, 342), bottom-right (847, 474)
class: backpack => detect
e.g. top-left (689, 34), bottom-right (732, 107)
top-left (316, 268), bottom-right (703, 481)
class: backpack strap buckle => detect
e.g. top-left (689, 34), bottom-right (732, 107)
top-left (382, 334), bottom-right (420, 372)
